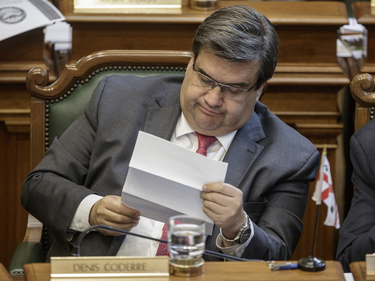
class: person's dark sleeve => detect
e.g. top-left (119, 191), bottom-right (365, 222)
top-left (241, 149), bottom-right (320, 260)
top-left (336, 133), bottom-right (375, 272)
top-left (21, 76), bottom-right (109, 245)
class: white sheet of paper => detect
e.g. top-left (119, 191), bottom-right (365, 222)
top-left (0, 0), bottom-right (65, 41)
top-left (121, 131), bottom-right (228, 235)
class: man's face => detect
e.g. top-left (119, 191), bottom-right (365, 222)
top-left (180, 48), bottom-right (264, 136)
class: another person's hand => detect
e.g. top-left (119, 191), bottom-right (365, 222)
top-left (89, 195), bottom-right (140, 236)
top-left (200, 183), bottom-right (246, 241)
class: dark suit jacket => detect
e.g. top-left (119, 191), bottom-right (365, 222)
top-left (21, 74), bottom-right (319, 261)
top-left (336, 118), bottom-right (375, 271)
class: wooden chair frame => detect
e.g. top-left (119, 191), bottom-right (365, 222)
top-left (350, 73), bottom-right (375, 132)
top-left (27, 49), bottom-right (192, 170)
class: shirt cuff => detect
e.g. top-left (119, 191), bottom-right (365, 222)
top-left (216, 219), bottom-right (254, 258)
top-left (69, 194), bottom-right (103, 232)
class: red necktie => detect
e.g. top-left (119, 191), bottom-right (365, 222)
top-left (155, 223), bottom-right (169, 256)
top-left (195, 131), bottom-right (218, 156)
top-left (156, 131), bottom-right (217, 256)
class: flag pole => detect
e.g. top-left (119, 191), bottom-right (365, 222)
top-left (297, 145), bottom-right (327, 272)
top-left (310, 145), bottom-right (326, 258)
top-left (311, 204), bottom-right (320, 258)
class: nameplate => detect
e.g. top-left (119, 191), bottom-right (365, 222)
top-left (74, 0), bottom-right (182, 14)
top-left (50, 256), bottom-right (169, 280)
top-left (367, 254), bottom-right (375, 280)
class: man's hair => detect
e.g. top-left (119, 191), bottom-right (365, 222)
top-left (192, 5), bottom-right (279, 90)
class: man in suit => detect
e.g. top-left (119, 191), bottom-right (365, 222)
top-left (21, 5), bottom-right (319, 261)
top-left (336, 118), bottom-right (375, 271)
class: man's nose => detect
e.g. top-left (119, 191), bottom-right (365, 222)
top-left (205, 85), bottom-right (224, 106)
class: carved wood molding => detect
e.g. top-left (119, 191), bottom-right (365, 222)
top-left (26, 50), bottom-right (192, 100)
top-left (350, 73), bottom-right (375, 107)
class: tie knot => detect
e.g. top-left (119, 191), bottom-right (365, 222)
top-left (195, 132), bottom-right (217, 156)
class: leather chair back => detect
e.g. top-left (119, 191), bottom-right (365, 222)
top-left (27, 50), bottom-right (191, 162)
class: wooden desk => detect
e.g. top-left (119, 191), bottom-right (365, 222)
top-left (23, 261), bottom-right (345, 281)
top-left (350, 261), bottom-right (366, 281)
top-left (0, 263), bottom-right (13, 281)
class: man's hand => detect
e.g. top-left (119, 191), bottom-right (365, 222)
top-left (200, 183), bottom-right (246, 240)
top-left (89, 195), bottom-right (140, 236)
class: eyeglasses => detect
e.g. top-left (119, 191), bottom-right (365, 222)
top-left (191, 63), bottom-right (256, 100)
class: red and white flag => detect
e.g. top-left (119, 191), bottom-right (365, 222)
top-left (312, 150), bottom-right (340, 229)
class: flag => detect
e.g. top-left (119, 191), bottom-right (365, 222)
top-left (312, 147), bottom-right (340, 229)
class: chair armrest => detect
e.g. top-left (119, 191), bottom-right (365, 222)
top-left (8, 214), bottom-right (44, 275)
top-left (8, 241), bottom-right (44, 275)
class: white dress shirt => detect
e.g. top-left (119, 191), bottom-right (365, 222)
top-left (69, 112), bottom-right (253, 258)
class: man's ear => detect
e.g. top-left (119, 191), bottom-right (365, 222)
top-left (186, 55), bottom-right (195, 73)
top-left (255, 83), bottom-right (266, 101)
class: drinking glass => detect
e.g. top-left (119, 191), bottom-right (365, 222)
top-left (168, 215), bottom-right (206, 277)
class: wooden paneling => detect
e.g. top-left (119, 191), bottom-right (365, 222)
top-left (0, 28), bottom-right (52, 269)
top-left (0, 123), bottom-right (29, 269)
top-left (58, 0), bottom-right (348, 65)
top-left (353, 2), bottom-right (375, 74)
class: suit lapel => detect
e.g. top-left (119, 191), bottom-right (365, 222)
top-left (143, 93), bottom-right (181, 141)
top-left (223, 111), bottom-right (266, 189)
